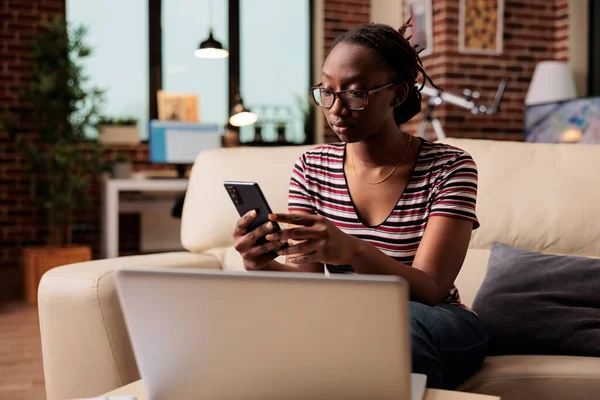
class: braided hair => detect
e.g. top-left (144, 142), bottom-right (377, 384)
top-left (331, 21), bottom-right (439, 125)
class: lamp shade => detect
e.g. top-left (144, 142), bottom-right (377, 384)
top-left (229, 94), bottom-right (257, 127)
top-left (194, 28), bottom-right (229, 59)
top-left (525, 61), bottom-right (576, 105)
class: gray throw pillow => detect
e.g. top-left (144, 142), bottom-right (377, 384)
top-left (472, 242), bottom-right (600, 357)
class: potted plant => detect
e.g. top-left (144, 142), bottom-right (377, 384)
top-left (3, 17), bottom-right (106, 304)
top-left (111, 151), bottom-right (133, 179)
top-left (97, 116), bottom-right (140, 144)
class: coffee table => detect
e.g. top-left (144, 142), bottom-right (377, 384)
top-left (104, 380), bottom-right (500, 399)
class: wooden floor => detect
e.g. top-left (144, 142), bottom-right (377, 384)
top-left (0, 302), bottom-right (46, 400)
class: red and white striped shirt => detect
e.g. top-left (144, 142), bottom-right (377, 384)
top-left (287, 138), bottom-right (479, 306)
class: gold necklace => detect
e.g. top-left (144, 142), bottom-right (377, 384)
top-left (350, 135), bottom-right (412, 185)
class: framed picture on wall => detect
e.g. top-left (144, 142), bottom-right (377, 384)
top-left (404, 0), bottom-right (433, 57)
top-left (459, 0), bottom-right (504, 55)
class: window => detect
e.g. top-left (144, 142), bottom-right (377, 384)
top-left (67, 0), bottom-right (313, 143)
top-left (239, 0), bottom-right (311, 143)
top-left (162, 0), bottom-right (229, 126)
top-left (66, 0), bottom-right (149, 139)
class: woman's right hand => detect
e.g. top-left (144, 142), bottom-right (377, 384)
top-left (232, 210), bottom-right (284, 270)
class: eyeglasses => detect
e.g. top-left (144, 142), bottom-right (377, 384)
top-left (309, 82), bottom-right (397, 111)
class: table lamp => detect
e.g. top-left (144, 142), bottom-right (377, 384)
top-left (525, 61), bottom-right (576, 105)
top-left (229, 92), bottom-right (257, 127)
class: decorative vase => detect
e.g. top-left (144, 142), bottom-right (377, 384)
top-left (112, 162), bottom-right (132, 179)
top-left (253, 124), bottom-right (263, 144)
top-left (222, 125), bottom-right (240, 147)
top-left (276, 123), bottom-right (287, 143)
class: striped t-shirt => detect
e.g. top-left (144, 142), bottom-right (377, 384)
top-left (287, 138), bottom-right (479, 306)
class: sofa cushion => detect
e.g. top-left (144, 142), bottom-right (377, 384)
top-left (442, 138), bottom-right (600, 259)
top-left (181, 145), bottom-right (312, 253)
top-left (472, 242), bottom-right (600, 357)
top-left (459, 355), bottom-right (600, 400)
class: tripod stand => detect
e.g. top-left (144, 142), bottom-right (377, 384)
top-left (417, 78), bottom-right (509, 141)
top-left (417, 97), bottom-right (447, 140)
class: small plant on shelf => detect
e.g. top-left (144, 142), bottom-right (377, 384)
top-left (97, 116), bottom-right (138, 126)
top-left (97, 116), bottom-right (140, 145)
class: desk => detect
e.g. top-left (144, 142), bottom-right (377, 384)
top-left (104, 380), bottom-right (500, 399)
top-left (102, 179), bottom-right (189, 259)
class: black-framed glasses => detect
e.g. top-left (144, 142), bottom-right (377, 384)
top-left (309, 82), bottom-right (397, 111)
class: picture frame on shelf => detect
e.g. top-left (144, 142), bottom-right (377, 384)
top-left (459, 0), bottom-right (504, 55)
top-left (157, 90), bottom-right (200, 122)
top-left (404, 0), bottom-right (433, 57)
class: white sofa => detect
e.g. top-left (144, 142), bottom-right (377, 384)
top-left (38, 138), bottom-right (600, 400)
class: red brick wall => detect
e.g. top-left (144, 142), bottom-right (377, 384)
top-left (323, 0), bottom-right (371, 142)
top-left (320, 0), bottom-right (572, 142)
top-left (405, 0), bottom-right (571, 141)
top-left (0, 1), bottom-right (166, 300)
top-left (323, 0), bottom-right (371, 55)
top-left (554, 0), bottom-right (569, 61)
top-left (0, 0), bottom-right (66, 299)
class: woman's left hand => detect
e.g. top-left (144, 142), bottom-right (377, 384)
top-left (265, 213), bottom-right (358, 266)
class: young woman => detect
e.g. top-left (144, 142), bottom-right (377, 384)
top-left (232, 22), bottom-right (488, 390)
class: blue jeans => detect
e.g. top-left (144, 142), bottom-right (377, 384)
top-left (410, 301), bottom-right (489, 390)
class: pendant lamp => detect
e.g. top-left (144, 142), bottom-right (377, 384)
top-left (194, 0), bottom-right (228, 59)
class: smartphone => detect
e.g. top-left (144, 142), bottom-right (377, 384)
top-left (223, 181), bottom-right (282, 248)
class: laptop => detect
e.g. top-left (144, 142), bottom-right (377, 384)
top-left (115, 268), bottom-right (426, 400)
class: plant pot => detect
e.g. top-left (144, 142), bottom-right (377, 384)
top-left (98, 125), bottom-right (140, 145)
top-left (112, 162), bottom-right (133, 179)
top-left (222, 127), bottom-right (240, 147)
top-left (23, 245), bottom-right (92, 305)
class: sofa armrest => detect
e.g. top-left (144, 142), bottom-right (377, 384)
top-left (38, 251), bottom-right (221, 400)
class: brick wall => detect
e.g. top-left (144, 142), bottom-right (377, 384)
top-left (321, 0), bottom-right (572, 142)
top-left (406, 0), bottom-right (572, 141)
top-left (323, 0), bottom-right (371, 55)
top-left (0, 0), bottom-right (66, 299)
top-left (0, 0), bottom-right (168, 300)
top-left (554, 0), bottom-right (569, 61)
top-left (323, 0), bottom-right (372, 142)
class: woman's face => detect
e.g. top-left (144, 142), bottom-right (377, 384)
top-left (319, 42), bottom-right (403, 143)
